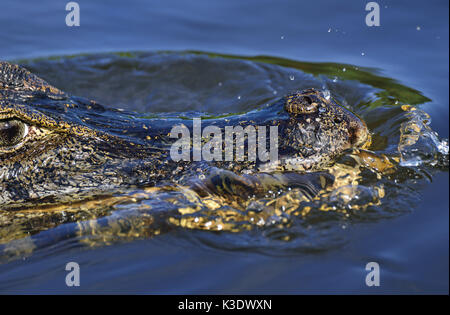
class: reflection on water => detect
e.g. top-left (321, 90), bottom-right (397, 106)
top-left (0, 52), bottom-right (448, 261)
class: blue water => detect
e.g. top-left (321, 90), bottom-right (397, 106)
top-left (0, 0), bottom-right (448, 293)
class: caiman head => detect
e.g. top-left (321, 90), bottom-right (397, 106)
top-left (0, 61), bottom-right (174, 210)
top-left (0, 61), bottom-right (370, 210)
top-left (275, 88), bottom-right (371, 171)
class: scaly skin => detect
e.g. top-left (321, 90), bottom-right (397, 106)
top-left (0, 61), bottom-right (370, 210)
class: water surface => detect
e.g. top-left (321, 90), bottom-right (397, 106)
top-left (0, 0), bottom-right (448, 294)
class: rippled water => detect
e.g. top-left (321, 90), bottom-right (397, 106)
top-left (0, 0), bottom-right (448, 294)
top-left (1, 52), bottom-right (448, 286)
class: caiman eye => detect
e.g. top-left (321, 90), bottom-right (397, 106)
top-left (0, 119), bottom-right (29, 149)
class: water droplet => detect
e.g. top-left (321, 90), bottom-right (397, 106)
top-left (289, 75), bottom-right (295, 81)
top-left (342, 67), bottom-right (346, 72)
top-left (438, 139), bottom-right (449, 155)
top-left (332, 76), bottom-right (338, 83)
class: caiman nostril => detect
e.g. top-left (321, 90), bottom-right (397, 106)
top-left (303, 96), bottom-right (313, 104)
top-left (349, 126), bottom-right (358, 146)
top-left (348, 118), bottom-right (371, 149)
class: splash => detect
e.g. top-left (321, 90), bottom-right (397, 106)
top-left (398, 105), bottom-right (449, 168)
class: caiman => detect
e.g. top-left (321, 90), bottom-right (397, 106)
top-left (0, 61), bottom-right (371, 211)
